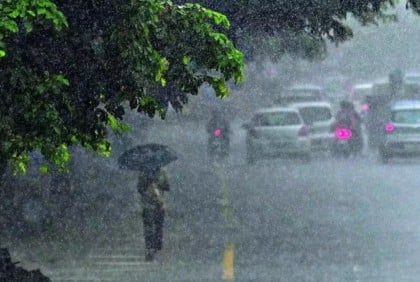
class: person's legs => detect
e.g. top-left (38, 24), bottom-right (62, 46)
top-left (142, 209), bottom-right (156, 261)
top-left (154, 208), bottom-right (165, 251)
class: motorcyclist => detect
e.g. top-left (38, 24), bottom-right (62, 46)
top-left (332, 100), bottom-right (363, 154)
top-left (206, 109), bottom-right (231, 157)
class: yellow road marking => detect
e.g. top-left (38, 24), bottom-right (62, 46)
top-left (223, 244), bottom-right (235, 281)
top-left (214, 161), bottom-right (235, 281)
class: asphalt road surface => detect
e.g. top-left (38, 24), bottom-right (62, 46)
top-left (5, 120), bottom-right (420, 281)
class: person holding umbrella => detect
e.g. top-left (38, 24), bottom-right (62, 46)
top-left (118, 143), bottom-right (177, 261)
top-left (137, 167), bottom-right (169, 261)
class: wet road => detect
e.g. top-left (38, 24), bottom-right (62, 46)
top-left (160, 120), bottom-right (420, 281)
top-left (229, 157), bottom-right (420, 281)
top-left (8, 121), bottom-right (420, 281)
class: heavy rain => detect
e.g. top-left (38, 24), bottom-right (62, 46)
top-left (1, 1), bottom-right (420, 281)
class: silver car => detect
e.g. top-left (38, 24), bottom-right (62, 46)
top-left (288, 102), bottom-right (335, 153)
top-left (379, 100), bottom-right (420, 163)
top-left (243, 107), bottom-right (311, 163)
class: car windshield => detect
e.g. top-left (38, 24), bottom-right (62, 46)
top-left (298, 107), bottom-right (332, 123)
top-left (285, 89), bottom-right (321, 98)
top-left (253, 112), bottom-right (301, 126)
top-left (392, 109), bottom-right (420, 124)
top-left (283, 89), bottom-right (323, 101)
top-left (256, 112), bottom-right (301, 126)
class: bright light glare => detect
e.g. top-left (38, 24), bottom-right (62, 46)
top-left (214, 128), bottom-right (222, 137)
top-left (335, 128), bottom-right (352, 140)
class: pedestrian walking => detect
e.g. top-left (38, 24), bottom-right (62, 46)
top-left (137, 168), bottom-right (170, 261)
top-left (118, 143), bottom-right (177, 261)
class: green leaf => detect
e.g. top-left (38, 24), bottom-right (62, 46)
top-left (39, 164), bottom-right (50, 174)
top-left (24, 22), bottom-right (33, 33)
top-left (55, 75), bottom-right (70, 86)
top-left (212, 78), bottom-right (229, 97)
top-left (8, 10), bottom-right (20, 19)
top-left (96, 140), bottom-right (111, 157)
top-left (70, 135), bottom-right (78, 143)
top-left (107, 113), bottom-right (130, 135)
top-left (182, 55), bottom-right (191, 65)
top-left (3, 20), bottom-right (19, 33)
top-left (52, 126), bottom-right (61, 134)
top-left (18, 162), bottom-right (27, 174)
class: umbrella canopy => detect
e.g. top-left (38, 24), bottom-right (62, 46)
top-left (118, 143), bottom-right (178, 171)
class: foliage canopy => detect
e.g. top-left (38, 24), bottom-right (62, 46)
top-left (181, 0), bottom-right (414, 60)
top-left (0, 0), bottom-right (244, 174)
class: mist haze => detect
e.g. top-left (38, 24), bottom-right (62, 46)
top-left (1, 2), bottom-right (420, 282)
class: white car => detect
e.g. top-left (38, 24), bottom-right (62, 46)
top-left (288, 102), bottom-right (335, 152)
top-left (379, 100), bottom-right (420, 163)
top-left (243, 107), bottom-right (311, 163)
top-left (405, 72), bottom-right (420, 84)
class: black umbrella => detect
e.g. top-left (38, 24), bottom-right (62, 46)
top-left (118, 143), bottom-right (178, 171)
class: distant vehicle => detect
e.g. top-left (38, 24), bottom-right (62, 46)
top-left (379, 100), bottom-right (420, 163)
top-left (331, 127), bottom-right (363, 158)
top-left (364, 80), bottom-right (420, 148)
top-left (288, 102), bottom-right (335, 152)
top-left (404, 72), bottom-right (420, 84)
top-left (331, 127), bottom-right (352, 158)
top-left (276, 84), bottom-right (326, 104)
top-left (243, 107), bottom-right (311, 163)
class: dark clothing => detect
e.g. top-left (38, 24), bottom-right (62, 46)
top-left (137, 170), bottom-right (169, 260)
top-left (206, 116), bottom-right (231, 135)
top-left (332, 109), bottom-right (361, 132)
top-left (142, 208), bottom-right (165, 252)
top-left (207, 135), bottom-right (230, 156)
top-left (206, 115), bottom-right (231, 157)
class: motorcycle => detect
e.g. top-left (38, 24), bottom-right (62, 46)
top-left (207, 128), bottom-right (230, 159)
top-left (331, 128), bottom-right (353, 158)
top-left (331, 127), bottom-right (362, 158)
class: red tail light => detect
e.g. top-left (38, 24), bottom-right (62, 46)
top-left (361, 103), bottom-right (369, 111)
top-left (298, 126), bottom-right (309, 137)
top-left (213, 128), bottom-right (222, 137)
top-left (385, 123), bottom-right (395, 132)
top-left (335, 128), bottom-right (352, 140)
